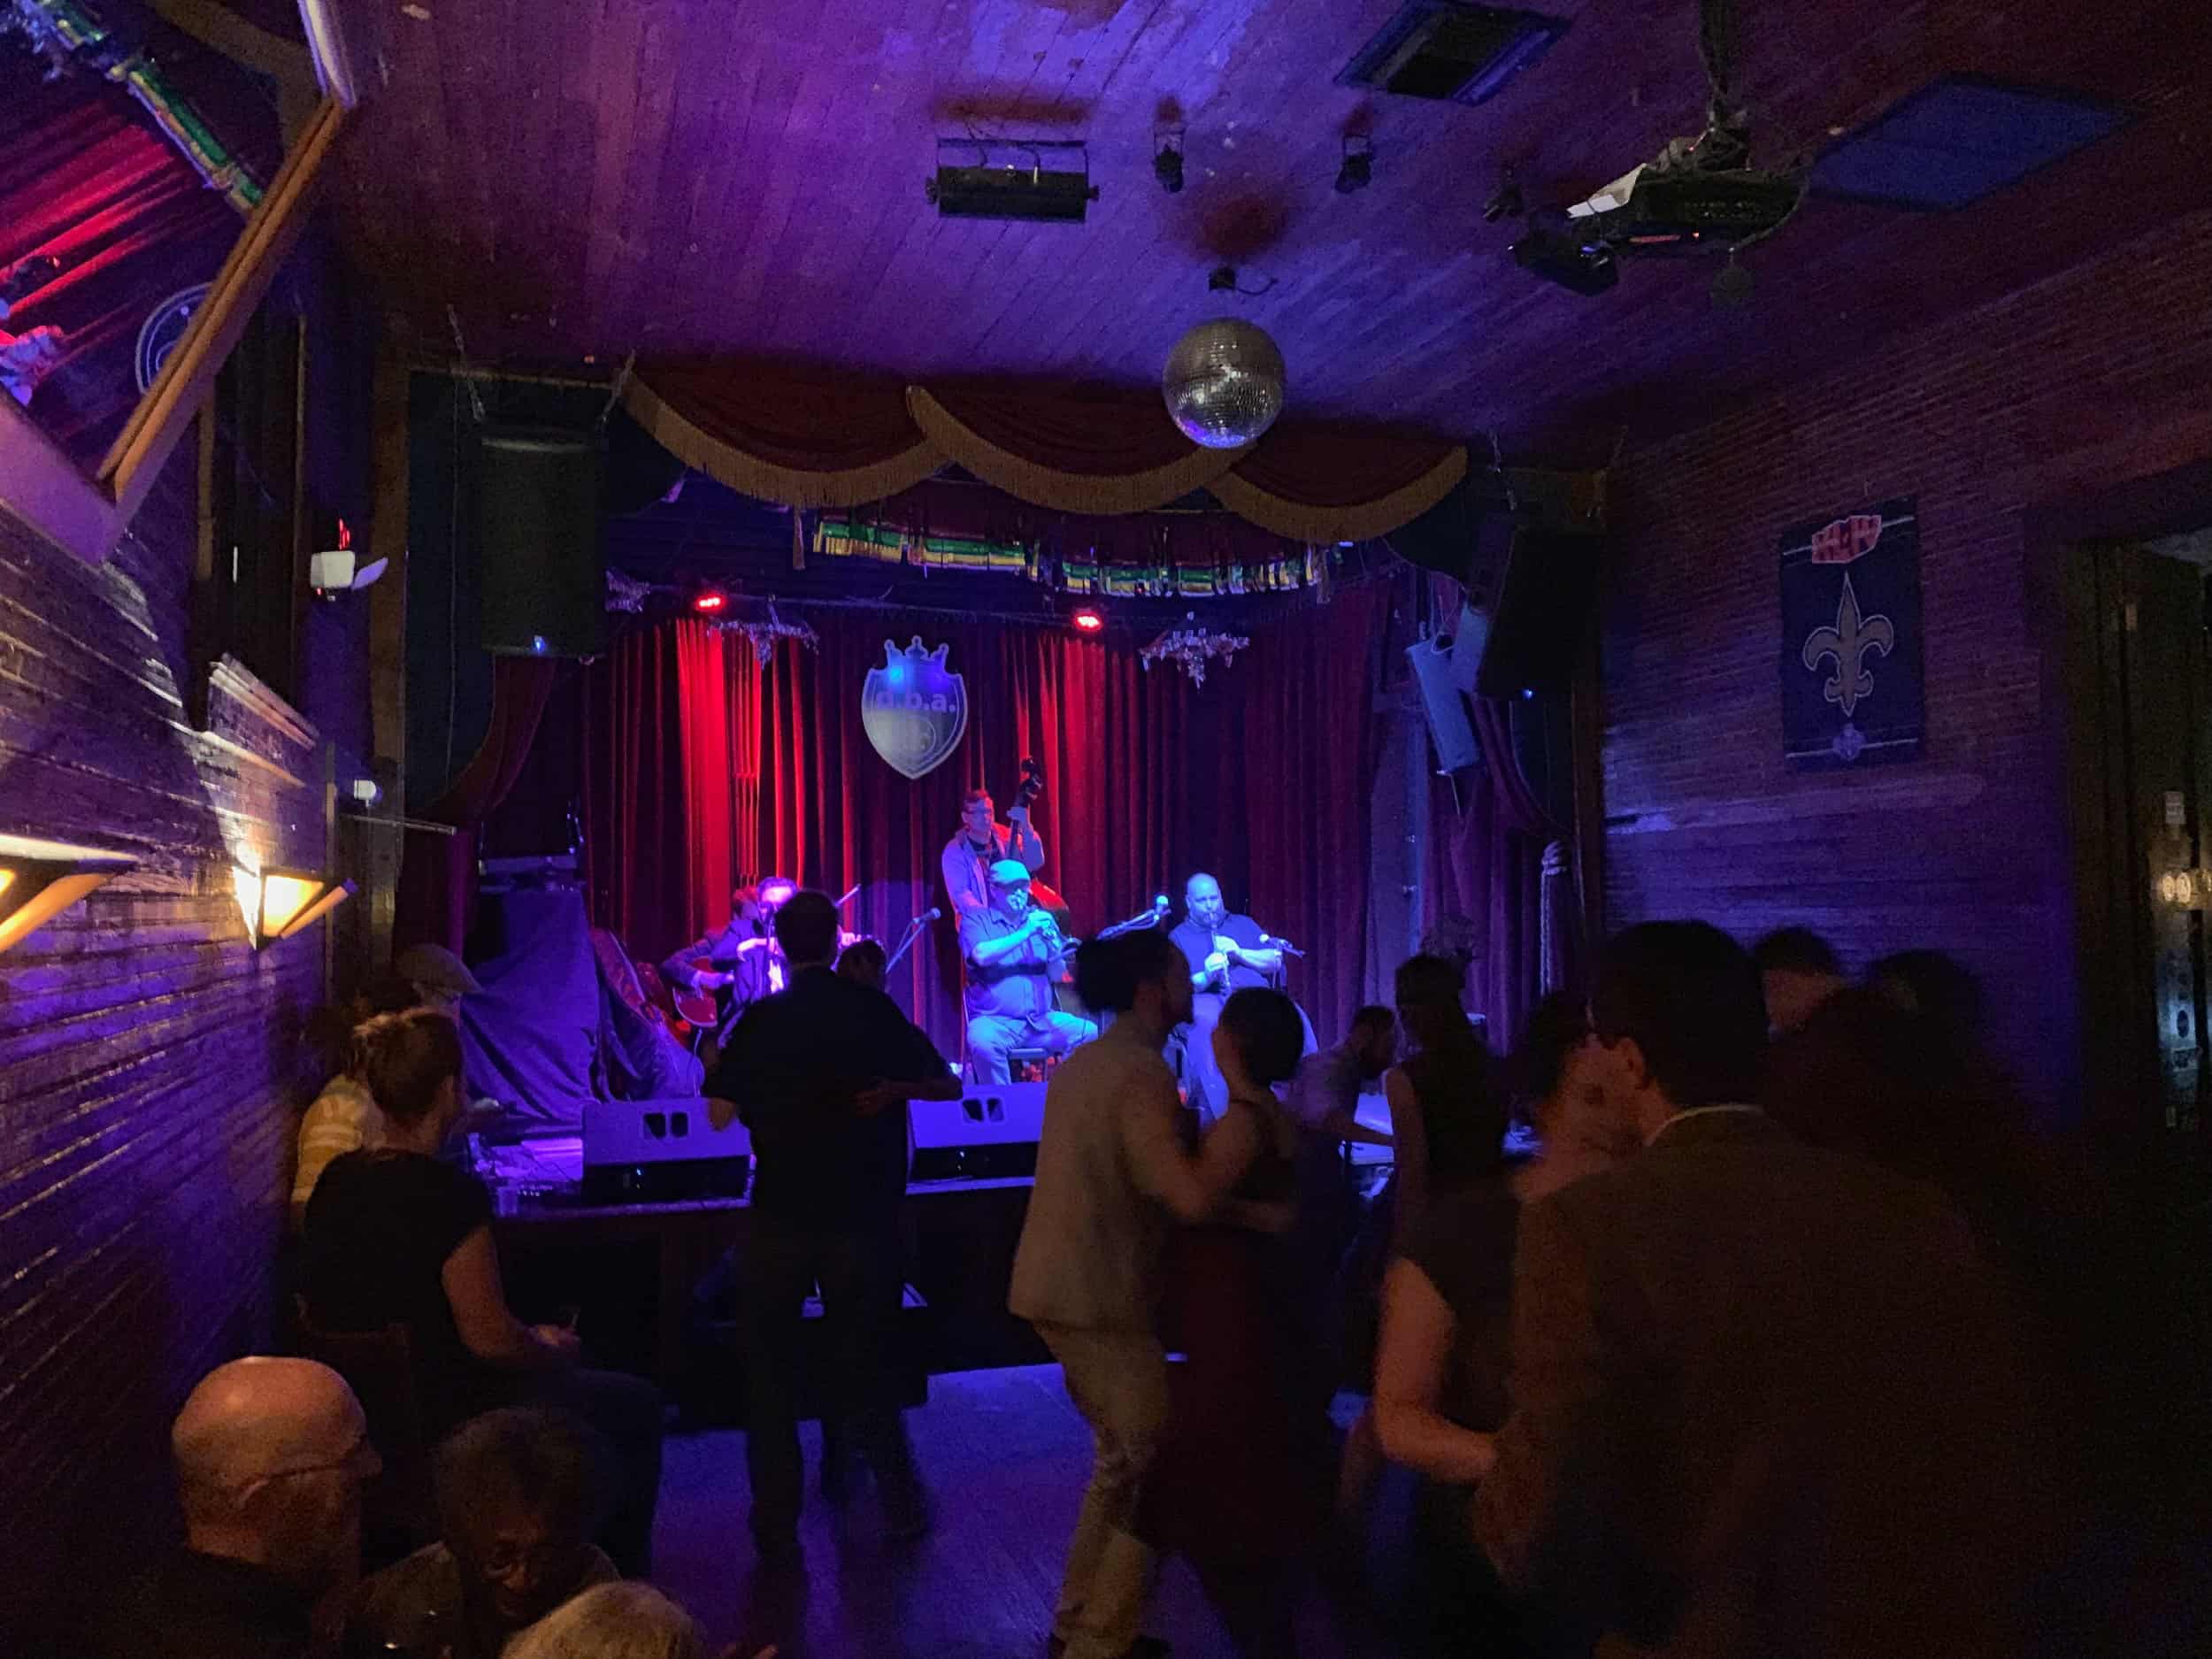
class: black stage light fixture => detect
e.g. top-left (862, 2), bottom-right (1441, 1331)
top-left (1336, 134), bottom-right (1374, 194)
top-left (927, 137), bottom-right (1100, 223)
top-left (1154, 129), bottom-right (1185, 194)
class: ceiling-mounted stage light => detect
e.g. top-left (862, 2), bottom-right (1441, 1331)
top-left (0, 833), bottom-right (137, 954)
top-left (1071, 605), bottom-right (1106, 633)
top-left (1336, 134), bottom-right (1374, 195)
top-left (693, 588), bottom-right (729, 614)
top-left (927, 138), bottom-right (1099, 222)
top-left (236, 865), bottom-right (354, 949)
top-left (1153, 127), bottom-right (1186, 195)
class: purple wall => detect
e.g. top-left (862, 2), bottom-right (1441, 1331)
top-left (0, 451), bottom-right (329, 1645)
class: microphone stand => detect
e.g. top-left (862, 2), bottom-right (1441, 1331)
top-left (884, 911), bottom-right (934, 974)
top-left (1096, 902), bottom-right (1170, 941)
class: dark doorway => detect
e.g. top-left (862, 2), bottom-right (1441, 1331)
top-left (2064, 529), bottom-right (2212, 1142)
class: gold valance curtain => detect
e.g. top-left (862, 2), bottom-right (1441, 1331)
top-left (623, 361), bottom-right (1467, 541)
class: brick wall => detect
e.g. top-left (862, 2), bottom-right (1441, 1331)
top-left (1601, 210), bottom-right (2212, 1110)
top-left (0, 454), bottom-right (328, 1646)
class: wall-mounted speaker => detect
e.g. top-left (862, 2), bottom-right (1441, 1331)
top-left (1470, 530), bottom-right (1601, 698)
top-left (1405, 632), bottom-right (1481, 772)
top-left (1388, 480), bottom-right (1519, 606)
top-left (1431, 530), bottom-right (1604, 702)
top-left (474, 426), bottom-right (606, 657)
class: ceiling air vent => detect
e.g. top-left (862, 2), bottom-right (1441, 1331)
top-left (1337, 3), bottom-right (1568, 108)
top-left (1811, 74), bottom-right (2131, 211)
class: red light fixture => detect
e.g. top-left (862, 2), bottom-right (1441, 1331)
top-left (1071, 606), bottom-right (1105, 634)
top-left (693, 588), bottom-right (728, 614)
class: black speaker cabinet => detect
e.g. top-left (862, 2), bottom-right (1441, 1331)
top-left (474, 426), bottom-right (607, 657)
top-left (1474, 530), bottom-right (1601, 698)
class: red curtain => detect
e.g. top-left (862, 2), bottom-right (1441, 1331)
top-left (397, 657), bottom-right (560, 952)
top-left (0, 78), bottom-right (242, 465)
top-left (1419, 696), bottom-right (1576, 1053)
top-left (580, 591), bottom-right (1386, 1051)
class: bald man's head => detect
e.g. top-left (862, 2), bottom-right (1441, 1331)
top-left (1184, 873), bottom-right (1225, 929)
top-left (173, 1357), bottom-right (376, 1584)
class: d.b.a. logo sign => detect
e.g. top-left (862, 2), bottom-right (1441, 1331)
top-left (863, 637), bottom-right (969, 780)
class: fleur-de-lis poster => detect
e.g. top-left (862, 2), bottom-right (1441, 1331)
top-left (1778, 496), bottom-right (1924, 770)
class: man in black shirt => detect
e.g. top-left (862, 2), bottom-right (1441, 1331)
top-left (96, 1357), bottom-right (380, 1659)
top-left (1170, 872), bottom-right (1303, 1120)
top-left (709, 888), bottom-right (958, 1556)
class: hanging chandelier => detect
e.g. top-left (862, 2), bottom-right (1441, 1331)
top-left (1141, 613), bottom-right (1250, 687)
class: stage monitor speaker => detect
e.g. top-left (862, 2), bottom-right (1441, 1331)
top-left (1405, 633), bottom-right (1480, 773)
top-left (582, 1097), bottom-right (750, 1202)
top-left (910, 1082), bottom-right (1048, 1181)
top-left (475, 426), bottom-right (607, 657)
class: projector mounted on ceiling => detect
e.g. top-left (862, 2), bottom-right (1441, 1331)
top-left (1509, 0), bottom-right (1804, 298)
top-left (926, 138), bottom-right (1099, 223)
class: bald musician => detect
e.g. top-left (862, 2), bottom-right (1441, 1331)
top-left (96, 1357), bottom-right (381, 1659)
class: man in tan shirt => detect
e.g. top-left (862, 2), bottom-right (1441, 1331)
top-left (1010, 930), bottom-right (1248, 1659)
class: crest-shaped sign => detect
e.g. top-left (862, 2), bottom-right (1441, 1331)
top-left (1778, 497), bottom-right (1924, 771)
top-left (135, 284), bottom-right (211, 393)
top-left (863, 637), bottom-right (969, 780)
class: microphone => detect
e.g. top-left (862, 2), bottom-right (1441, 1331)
top-left (1153, 893), bottom-right (1170, 910)
top-left (918, 905), bottom-right (942, 923)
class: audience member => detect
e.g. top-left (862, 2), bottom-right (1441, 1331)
top-left (1010, 930), bottom-right (1251, 1659)
top-left (292, 974), bottom-right (421, 1223)
top-left (1507, 991), bottom-right (1638, 1204)
top-left (1143, 987), bottom-right (1332, 1658)
top-left (1866, 945), bottom-right (1987, 1052)
top-left (1331, 956), bottom-right (1501, 1525)
top-left (301, 1009), bottom-right (664, 1575)
top-left (1474, 921), bottom-right (2039, 1659)
top-left (706, 889), bottom-right (956, 1558)
top-left (833, 935), bottom-right (888, 990)
top-left (96, 1357), bottom-right (380, 1659)
top-left (395, 942), bottom-right (484, 1015)
top-left (1750, 923), bottom-right (1845, 1033)
top-left (1383, 953), bottom-right (1496, 1246)
top-left (1289, 1003), bottom-right (1398, 1146)
top-left (1371, 1037), bottom-right (1520, 1657)
top-left (502, 1582), bottom-right (709, 1659)
top-left (345, 1407), bottom-right (616, 1659)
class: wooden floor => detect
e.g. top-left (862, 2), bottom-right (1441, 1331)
top-left (652, 1364), bottom-right (1403, 1659)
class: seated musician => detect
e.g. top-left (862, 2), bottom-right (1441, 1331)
top-left (960, 860), bottom-right (1098, 1083)
top-left (942, 788), bottom-right (1045, 918)
top-left (1169, 872), bottom-right (1314, 1120)
top-left (659, 876), bottom-right (798, 1017)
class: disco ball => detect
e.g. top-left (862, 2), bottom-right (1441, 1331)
top-left (1162, 318), bottom-right (1286, 449)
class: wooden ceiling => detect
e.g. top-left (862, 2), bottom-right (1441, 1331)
top-left (330, 0), bottom-right (2206, 457)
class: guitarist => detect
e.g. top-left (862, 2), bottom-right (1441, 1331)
top-left (661, 876), bottom-right (800, 1033)
top-left (941, 763), bottom-right (1047, 918)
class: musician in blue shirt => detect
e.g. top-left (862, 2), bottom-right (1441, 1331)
top-left (960, 861), bottom-right (1098, 1083)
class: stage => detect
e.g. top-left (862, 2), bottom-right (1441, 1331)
top-left (484, 1115), bottom-right (1396, 1407)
